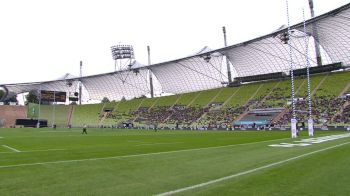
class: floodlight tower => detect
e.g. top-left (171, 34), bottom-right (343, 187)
top-left (286, 0), bottom-right (298, 138)
top-left (222, 26), bottom-right (232, 84)
top-left (147, 46), bottom-right (154, 98)
top-left (111, 45), bottom-right (135, 71)
top-left (308, 0), bottom-right (322, 66)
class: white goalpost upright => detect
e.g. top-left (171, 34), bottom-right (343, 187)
top-left (286, 0), bottom-right (298, 138)
top-left (302, 8), bottom-right (314, 137)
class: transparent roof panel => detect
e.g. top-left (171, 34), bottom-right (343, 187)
top-left (1, 3), bottom-right (349, 102)
top-left (151, 52), bottom-right (226, 94)
top-left (81, 69), bottom-right (150, 101)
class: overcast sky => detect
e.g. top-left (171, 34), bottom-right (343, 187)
top-left (0, 0), bottom-right (349, 84)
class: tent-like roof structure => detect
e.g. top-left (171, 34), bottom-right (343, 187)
top-left (1, 3), bottom-right (350, 102)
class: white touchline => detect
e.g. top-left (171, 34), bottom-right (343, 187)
top-left (2, 145), bottom-right (21, 152)
top-left (155, 141), bottom-right (350, 196)
top-left (0, 138), bottom-right (287, 169)
top-left (23, 149), bottom-right (66, 153)
top-left (0, 149), bottom-right (66, 154)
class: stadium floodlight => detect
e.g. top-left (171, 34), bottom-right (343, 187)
top-left (111, 45), bottom-right (134, 60)
top-left (280, 32), bottom-right (289, 44)
top-left (66, 80), bottom-right (73, 87)
top-left (133, 68), bottom-right (140, 75)
top-left (203, 54), bottom-right (211, 62)
top-left (111, 45), bottom-right (135, 72)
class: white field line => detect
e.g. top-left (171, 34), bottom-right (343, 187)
top-left (0, 136), bottom-right (3, 138)
top-left (0, 137), bottom-right (287, 169)
top-left (2, 145), bottom-right (21, 152)
top-left (156, 141), bottom-right (350, 196)
top-left (24, 148), bottom-right (66, 153)
top-left (0, 149), bottom-right (66, 154)
top-left (135, 142), bottom-right (184, 146)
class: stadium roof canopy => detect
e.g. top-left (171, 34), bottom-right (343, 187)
top-left (1, 3), bottom-right (350, 102)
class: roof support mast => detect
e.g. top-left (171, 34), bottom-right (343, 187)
top-left (223, 27), bottom-right (232, 83)
top-left (79, 61), bottom-right (82, 105)
top-left (147, 46), bottom-right (154, 98)
top-left (308, 0), bottom-right (322, 66)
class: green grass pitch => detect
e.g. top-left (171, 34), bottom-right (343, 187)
top-left (1, 128), bottom-right (350, 195)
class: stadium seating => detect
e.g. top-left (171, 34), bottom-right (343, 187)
top-left (71, 104), bottom-right (103, 126)
top-left (276, 95), bottom-right (349, 126)
top-left (190, 88), bottom-right (221, 107)
top-left (212, 88), bottom-right (238, 103)
top-left (17, 70), bottom-right (350, 128)
top-left (176, 92), bottom-right (200, 106)
top-left (154, 94), bottom-right (180, 107)
top-left (313, 71), bottom-right (350, 97)
top-left (42, 104), bottom-right (70, 126)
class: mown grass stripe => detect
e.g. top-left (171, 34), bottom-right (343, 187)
top-left (135, 142), bottom-right (184, 146)
top-left (0, 138), bottom-right (287, 169)
top-left (156, 141), bottom-right (350, 196)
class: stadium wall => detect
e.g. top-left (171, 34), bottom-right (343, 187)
top-left (0, 105), bottom-right (27, 128)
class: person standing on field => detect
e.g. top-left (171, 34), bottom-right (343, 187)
top-left (82, 124), bottom-right (87, 134)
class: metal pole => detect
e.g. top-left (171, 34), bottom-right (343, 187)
top-left (308, 0), bottom-right (322, 66)
top-left (147, 46), bottom-right (151, 67)
top-left (52, 91), bottom-right (56, 127)
top-left (223, 26), bottom-right (232, 84)
top-left (286, 0), bottom-right (297, 138)
top-left (147, 46), bottom-right (154, 98)
top-left (37, 85), bottom-right (41, 128)
top-left (79, 61), bottom-right (82, 105)
top-left (303, 9), bottom-right (314, 136)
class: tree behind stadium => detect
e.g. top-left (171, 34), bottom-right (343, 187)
top-left (0, 90), bottom-right (3, 100)
top-left (25, 90), bottom-right (39, 104)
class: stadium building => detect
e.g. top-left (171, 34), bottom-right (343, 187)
top-left (0, 3), bottom-right (350, 129)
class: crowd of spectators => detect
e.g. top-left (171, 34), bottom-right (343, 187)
top-left (256, 87), bottom-right (290, 108)
top-left (275, 95), bottom-right (350, 125)
top-left (197, 105), bottom-right (248, 128)
top-left (102, 86), bottom-right (350, 128)
top-left (100, 111), bottom-right (130, 122)
top-left (166, 105), bottom-right (205, 125)
top-left (131, 105), bottom-right (206, 126)
top-left (133, 106), bottom-right (172, 124)
top-left (333, 98), bottom-right (350, 124)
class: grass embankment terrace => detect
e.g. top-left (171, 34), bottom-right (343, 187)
top-left (0, 128), bottom-right (349, 195)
